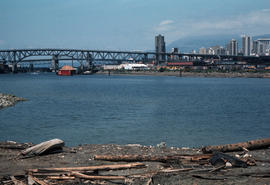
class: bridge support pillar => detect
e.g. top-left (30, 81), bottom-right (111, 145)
top-left (143, 54), bottom-right (148, 64)
top-left (51, 55), bottom-right (59, 72)
top-left (11, 51), bottom-right (18, 73)
top-left (12, 63), bottom-right (17, 73)
top-left (29, 63), bottom-right (34, 72)
top-left (86, 52), bottom-right (93, 70)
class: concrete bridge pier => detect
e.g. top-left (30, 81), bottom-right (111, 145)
top-left (12, 63), bottom-right (17, 73)
top-left (51, 55), bottom-right (59, 72)
top-left (29, 63), bottom-right (34, 72)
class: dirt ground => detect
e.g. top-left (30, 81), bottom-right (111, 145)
top-left (1, 141), bottom-right (270, 185)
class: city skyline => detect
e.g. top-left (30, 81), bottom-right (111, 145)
top-left (1, 0), bottom-right (270, 50)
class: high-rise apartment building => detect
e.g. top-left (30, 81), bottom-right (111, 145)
top-left (242, 35), bottom-right (252, 56)
top-left (252, 38), bottom-right (270, 55)
top-left (228, 39), bottom-right (238, 55)
top-left (252, 40), bottom-right (259, 54)
top-left (257, 38), bottom-right (270, 55)
top-left (155, 34), bottom-right (166, 63)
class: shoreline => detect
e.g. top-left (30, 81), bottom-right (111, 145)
top-left (1, 140), bottom-right (270, 184)
top-left (96, 70), bottom-right (270, 78)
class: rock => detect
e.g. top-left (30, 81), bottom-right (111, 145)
top-left (0, 93), bottom-right (26, 109)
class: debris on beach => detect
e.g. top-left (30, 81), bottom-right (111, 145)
top-left (21, 139), bottom-right (65, 158)
top-left (202, 137), bottom-right (270, 153)
top-left (1, 138), bottom-right (270, 184)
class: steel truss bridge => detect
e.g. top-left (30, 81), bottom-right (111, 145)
top-left (0, 48), bottom-right (270, 72)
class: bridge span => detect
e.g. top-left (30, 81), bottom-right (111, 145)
top-left (0, 48), bottom-right (270, 72)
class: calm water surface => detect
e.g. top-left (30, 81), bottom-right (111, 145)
top-left (0, 73), bottom-right (269, 147)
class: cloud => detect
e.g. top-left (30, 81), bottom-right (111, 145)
top-left (155, 20), bottom-right (175, 32)
top-left (153, 9), bottom-right (270, 43)
top-left (159, 20), bottom-right (174, 26)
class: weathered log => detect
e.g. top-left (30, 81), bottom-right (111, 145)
top-left (47, 176), bottom-right (75, 180)
top-left (202, 138), bottom-right (270, 153)
top-left (28, 175), bottom-right (48, 185)
top-left (28, 163), bottom-right (146, 173)
top-left (31, 172), bottom-right (74, 177)
top-left (72, 172), bottom-right (125, 180)
top-left (10, 176), bottom-right (26, 185)
top-left (0, 142), bottom-right (30, 150)
top-left (21, 139), bottom-right (64, 156)
top-left (94, 154), bottom-right (212, 163)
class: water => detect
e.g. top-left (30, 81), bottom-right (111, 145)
top-left (0, 73), bottom-right (270, 147)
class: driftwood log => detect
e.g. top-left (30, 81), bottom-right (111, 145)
top-left (202, 138), bottom-right (270, 153)
top-left (28, 163), bottom-right (146, 173)
top-left (94, 154), bottom-right (212, 163)
top-left (21, 139), bottom-right (64, 157)
top-left (0, 142), bottom-right (31, 150)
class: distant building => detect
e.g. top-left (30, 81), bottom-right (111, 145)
top-left (199, 47), bottom-right (207, 54)
top-left (171, 48), bottom-right (179, 53)
top-left (169, 48), bottom-right (179, 61)
top-left (155, 34), bottom-right (166, 63)
top-left (58, 65), bottom-right (76, 76)
top-left (228, 39), bottom-right (238, 55)
top-left (242, 35), bottom-right (252, 56)
top-left (208, 46), bottom-right (225, 55)
top-left (208, 47), bottom-right (215, 55)
top-left (252, 40), bottom-right (259, 55)
top-left (257, 38), bottom-right (270, 55)
top-left (251, 38), bottom-right (270, 55)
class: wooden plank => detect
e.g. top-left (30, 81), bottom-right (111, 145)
top-left (47, 176), bottom-right (75, 180)
top-left (28, 162), bottom-right (146, 173)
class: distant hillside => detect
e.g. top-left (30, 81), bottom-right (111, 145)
top-left (167, 34), bottom-right (270, 53)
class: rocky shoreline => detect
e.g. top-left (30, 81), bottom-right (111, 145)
top-left (96, 71), bottom-right (270, 78)
top-left (0, 93), bottom-right (26, 109)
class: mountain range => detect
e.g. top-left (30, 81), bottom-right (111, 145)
top-left (167, 34), bottom-right (270, 53)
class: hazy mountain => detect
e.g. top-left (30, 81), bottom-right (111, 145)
top-left (167, 34), bottom-right (270, 53)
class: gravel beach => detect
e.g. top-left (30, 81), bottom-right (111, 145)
top-left (0, 141), bottom-right (270, 185)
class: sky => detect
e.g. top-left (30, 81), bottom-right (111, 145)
top-left (0, 0), bottom-right (270, 50)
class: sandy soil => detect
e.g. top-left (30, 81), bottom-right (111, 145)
top-left (1, 141), bottom-right (270, 185)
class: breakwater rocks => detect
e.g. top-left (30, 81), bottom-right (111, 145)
top-left (0, 93), bottom-right (26, 109)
